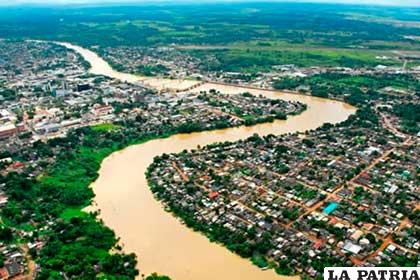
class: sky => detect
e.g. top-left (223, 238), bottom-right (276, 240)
top-left (1, 0), bottom-right (419, 6)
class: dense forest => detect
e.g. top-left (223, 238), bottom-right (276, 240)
top-left (273, 73), bottom-right (420, 105)
top-left (0, 3), bottom-right (419, 48)
top-left (1, 3), bottom-right (418, 71)
top-left (393, 103), bottom-right (420, 133)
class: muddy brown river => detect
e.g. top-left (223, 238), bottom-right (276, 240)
top-left (59, 42), bottom-right (356, 280)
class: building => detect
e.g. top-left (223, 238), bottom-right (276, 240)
top-left (77, 84), bottom-right (91, 92)
top-left (5, 261), bottom-right (22, 278)
top-left (0, 123), bottom-right (25, 139)
top-left (54, 89), bottom-right (70, 98)
top-left (92, 105), bottom-right (114, 117)
top-left (34, 123), bottom-right (60, 135)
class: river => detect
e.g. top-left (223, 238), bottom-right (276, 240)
top-left (58, 42), bottom-right (356, 280)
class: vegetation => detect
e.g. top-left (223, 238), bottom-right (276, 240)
top-left (147, 106), bottom-right (382, 276)
top-left (0, 2), bottom-right (418, 278)
top-left (2, 3), bottom-right (419, 47)
top-left (146, 273), bottom-right (171, 280)
top-left (186, 46), bottom-right (395, 73)
top-left (1, 129), bottom-right (141, 278)
top-left (273, 73), bottom-right (420, 106)
top-left (0, 3), bottom-right (419, 72)
top-left (0, 226), bottom-right (13, 243)
top-left (393, 103), bottom-right (420, 134)
top-left (0, 127), bottom-right (184, 276)
top-left (135, 64), bottom-right (169, 76)
top-left (0, 88), bottom-right (16, 102)
top-left (1, 95), bottom-right (293, 277)
top-left (91, 123), bottom-right (121, 132)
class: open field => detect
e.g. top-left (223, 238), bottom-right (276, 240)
top-left (1, 3), bottom-right (419, 49)
top-left (1, 3), bottom-right (419, 71)
top-left (180, 41), bottom-right (405, 72)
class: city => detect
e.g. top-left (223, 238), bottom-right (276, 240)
top-left (0, 2), bottom-right (419, 280)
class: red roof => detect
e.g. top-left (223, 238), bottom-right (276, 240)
top-left (257, 187), bottom-right (266, 195)
top-left (208, 191), bottom-right (219, 199)
top-left (0, 267), bottom-right (8, 279)
top-left (11, 161), bottom-right (24, 169)
top-left (359, 172), bottom-right (370, 178)
top-left (313, 239), bottom-right (323, 249)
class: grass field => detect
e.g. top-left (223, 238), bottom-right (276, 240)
top-left (181, 40), bottom-right (404, 72)
top-left (91, 123), bottom-right (121, 132)
top-left (0, 3), bottom-right (418, 72)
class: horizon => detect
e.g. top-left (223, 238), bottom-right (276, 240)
top-left (0, 0), bottom-right (419, 8)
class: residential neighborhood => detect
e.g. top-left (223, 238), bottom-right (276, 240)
top-left (0, 38), bottom-right (418, 280)
top-left (0, 40), bottom-right (307, 279)
top-left (147, 106), bottom-right (419, 277)
top-left (0, 2), bottom-right (419, 280)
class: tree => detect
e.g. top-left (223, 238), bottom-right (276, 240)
top-left (365, 233), bottom-right (376, 244)
top-left (0, 227), bottom-right (13, 243)
top-left (145, 273), bottom-right (171, 280)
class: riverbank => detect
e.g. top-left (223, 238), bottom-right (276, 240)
top-left (56, 42), bottom-right (355, 279)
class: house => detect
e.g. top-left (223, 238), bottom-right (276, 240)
top-left (0, 158), bottom-right (12, 164)
top-left (5, 261), bottom-right (22, 278)
top-left (0, 124), bottom-right (17, 139)
top-left (343, 241), bottom-right (362, 254)
top-left (350, 230), bottom-right (363, 242)
top-left (208, 191), bottom-right (219, 200)
top-left (0, 267), bottom-right (8, 279)
top-left (54, 89), bottom-right (69, 98)
top-left (92, 105), bottom-right (114, 117)
top-left (34, 123), bottom-right (60, 135)
top-left (11, 161), bottom-right (24, 170)
top-left (76, 84), bottom-right (90, 92)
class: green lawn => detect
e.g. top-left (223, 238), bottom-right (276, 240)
top-left (60, 206), bottom-right (88, 221)
top-left (91, 123), bottom-right (121, 132)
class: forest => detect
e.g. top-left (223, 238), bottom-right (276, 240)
top-left (1, 3), bottom-right (419, 71)
top-left (393, 103), bottom-right (420, 133)
top-left (273, 73), bottom-right (420, 104)
top-left (0, 3), bottom-right (419, 49)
